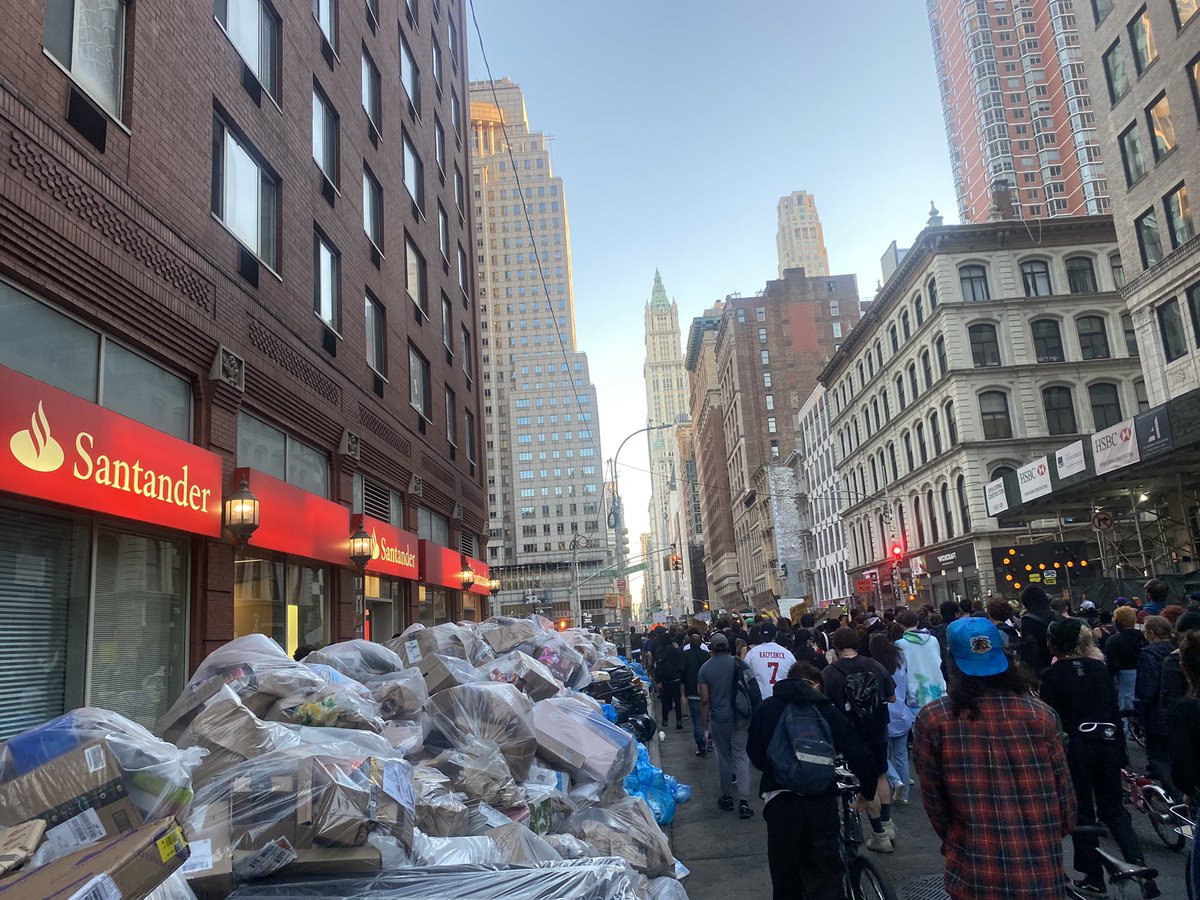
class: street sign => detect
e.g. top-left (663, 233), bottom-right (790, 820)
top-left (616, 579), bottom-right (627, 593)
top-left (1092, 510), bottom-right (1115, 532)
top-left (854, 578), bottom-right (874, 595)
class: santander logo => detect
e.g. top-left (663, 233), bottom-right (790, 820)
top-left (9, 402), bottom-right (65, 473)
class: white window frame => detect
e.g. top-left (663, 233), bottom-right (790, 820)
top-left (212, 116), bottom-right (278, 269)
top-left (363, 166), bottom-right (383, 250)
top-left (312, 86), bottom-right (338, 186)
top-left (313, 0), bottom-right (336, 48)
top-left (215, 0), bottom-right (280, 99)
top-left (44, 0), bottom-right (127, 119)
top-left (365, 293), bottom-right (386, 377)
top-left (403, 133), bottom-right (424, 209)
top-left (314, 232), bottom-right (339, 329)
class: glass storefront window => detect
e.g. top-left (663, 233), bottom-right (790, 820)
top-left (102, 343), bottom-right (190, 440)
top-left (237, 412), bottom-right (329, 498)
top-left (419, 585), bottom-right (450, 626)
top-left (90, 529), bottom-right (188, 726)
top-left (461, 595), bottom-right (481, 622)
top-left (0, 283), bottom-right (99, 400)
top-left (365, 575), bottom-right (405, 641)
top-left (234, 557), bottom-right (329, 657)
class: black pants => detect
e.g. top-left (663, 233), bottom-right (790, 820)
top-left (764, 793), bottom-right (842, 900)
top-left (1145, 732), bottom-right (1181, 800)
top-left (659, 679), bottom-right (682, 725)
top-left (1068, 739), bottom-right (1145, 885)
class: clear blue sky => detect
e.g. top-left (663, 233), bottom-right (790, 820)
top-left (467, 1), bottom-right (959, 608)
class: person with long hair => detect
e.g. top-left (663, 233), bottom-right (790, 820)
top-left (1168, 629), bottom-right (1200, 899)
top-left (870, 633), bottom-right (915, 805)
top-left (913, 618), bottom-right (1075, 900)
top-left (1136, 616), bottom-right (1178, 794)
top-left (1038, 619), bottom-right (1159, 898)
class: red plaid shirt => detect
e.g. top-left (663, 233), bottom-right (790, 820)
top-left (914, 692), bottom-right (1076, 899)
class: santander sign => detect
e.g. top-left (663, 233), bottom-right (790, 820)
top-left (1, 364), bottom-right (223, 536)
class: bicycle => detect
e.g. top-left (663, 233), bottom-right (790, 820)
top-left (1121, 765), bottom-right (1184, 852)
top-left (836, 766), bottom-right (901, 900)
top-left (1168, 803), bottom-right (1196, 900)
top-left (1064, 824), bottom-right (1159, 899)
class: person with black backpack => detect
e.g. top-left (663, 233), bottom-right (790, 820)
top-left (821, 626), bottom-right (897, 852)
top-left (748, 661), bottom-right (879, 899)
top-left (699, 633), bottom-right (757, 819)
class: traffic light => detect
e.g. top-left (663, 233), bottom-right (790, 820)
top-left (890, 540), bottom-right (904, 562)
top-left (670, 553), bottom-right (682, 571)
top-left (558, 619), bottom-right (568, 631)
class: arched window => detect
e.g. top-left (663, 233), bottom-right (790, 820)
top-left (889, 325), bottom-right (899, 352)
top-left (901, 310), bottom-right (912, 340)
top-left (858, 361), bottom-right (866, 387)
top-left (908, 363), bottom-right (919, 399)
top-left (887, 443), bottom-right (898, 481)
top-left (921, 350), bottom-right (934, 389)
top-left (916, 422), bottom-right (928, 464)
top-left (927, 491), bottom-right (940, 544)
top-left (1066, 256), bottom-right (1098, 294)
top-left (957, 475), bottom-right (972, 532)
top-left (927, 276), bottom-right (939, 310)
top-left (1021, 259), bottom-right (1053, 297)
top-left (979, 391), bottom-right (1013, 439)
top-left (1031, 319), bottom-right (1065, 362)
top-left (930, 412), bottom-right (943, 455)
top-left (990, 465), bottom-right (1016, 482)
top-left (867, 353), bottom-right (875, 377)
top-left (1077, 315), bottom-right (1111, 359)
top-left (875, 342), bottom-right (884, 369)
top-left (1042, 386), bottom-right (1077, 435)
top-left (882, 389), bottom-right (891, 422)
top-left (878, 449), bottom-right (888, 486)
top-left (941, 483), bottom-right (956, 539)
top-left (968, 323), bottom-right (1001, 367)
top-left (903, 432), bottom-right (915, 471)
top-left (915, 294), bottom-right (925, 326)
top-left (853, 417), bottom-right (861, 447)
top-left (914, 498), bottom-right (926, 547)
top-left (959, 264), bottom-right (990, 302)
top-left (869, 456), bottom-right (879, 492)
top-left (878, 516), bottom-right (888, 559)
top-left (896, 375), bottom-right (906, 410)
top-left (944, 400), bottom-right (958, 445)
top-left (935, 335), bottom-right (947, 375)
top-left (1089, 382), bottom-right (1123, 429)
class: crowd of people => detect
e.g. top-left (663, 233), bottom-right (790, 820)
top-left (629, 579), bottom-right (1200, 900)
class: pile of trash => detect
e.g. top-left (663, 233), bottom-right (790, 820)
top-left (0, 616), bottom-right (691, 900)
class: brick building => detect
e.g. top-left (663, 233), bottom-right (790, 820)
top-left (0, 0), bottom-right (486, 739)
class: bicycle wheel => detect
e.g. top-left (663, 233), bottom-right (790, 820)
top-left (850, 853), bottom-right (901, 900)
top-left (1146, 790), bottom-right (1185, 852)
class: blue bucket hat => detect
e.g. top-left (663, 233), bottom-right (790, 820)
top-left (947, 618), bottom-right (1009, 677)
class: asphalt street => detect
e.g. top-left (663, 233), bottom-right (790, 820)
top-left (654, 710), bottom-right (1191, 899)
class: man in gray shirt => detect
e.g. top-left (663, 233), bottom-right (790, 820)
top-left (699, 633), bottom-right (753, 818)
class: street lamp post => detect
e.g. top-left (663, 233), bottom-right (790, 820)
top-left (348, 522), bottom-right (373, 638)
top-left (569, 534), bottom-right (589, 628)
top-left (609, 422), bottom-right (673, 622)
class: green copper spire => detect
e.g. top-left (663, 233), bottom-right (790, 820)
top-left (649, 269), bottom-right (670, 310)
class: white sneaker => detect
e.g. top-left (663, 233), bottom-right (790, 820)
top-left (881, 819), bottom-right (897, 841)
top-left (866, 831), bottom-right (894, 853)
top-left (893, 783), bottom-right (908, 805)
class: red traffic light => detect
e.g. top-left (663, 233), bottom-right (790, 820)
top-left (890, 543), bottom-right (904, 560)
top-left (558, 619), bottom-right (568, 631)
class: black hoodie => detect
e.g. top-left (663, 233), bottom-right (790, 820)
top-left (747, 678), bottom-right (879, 801)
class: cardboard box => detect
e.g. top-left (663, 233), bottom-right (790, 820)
top-left (0, 741), bottom-right (143, 855)
top-left (417, 654), bottom-right (480, 695)
top-left (229, 844), bottom-right (381, 878)
top-left (181, 798), bottom-right (233, 900)
top-left (0, 821), bottom-right (45, 876)
top-left (480, 619), bottom-right (538, 655)
top-left (229, 771), bottom-right (306, 853)
top-left (178, 687), bottom-right (298, 785)
top-left (0, 818), bottom-right (187, 900)
top-left (157, 675), bottom-right (228, 743)
top-left (304, 757), bottom-right (413, 854)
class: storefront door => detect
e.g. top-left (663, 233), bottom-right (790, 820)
top-left (234, 557), bottom-right (329, 658)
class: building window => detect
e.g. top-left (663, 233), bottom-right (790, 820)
top-left (216, 0), bottom-right (280, 99)
top-left (915, 295), bottom-right (925, 326)
top-left (434, 117), bottom-right (446, 174)
top-left (365, 293), bottom-right (385, 376)
top-left (832, 322), bottom-right (842, 339)
top-left (1089, 383), bottom-right (1123, 429)
top-left (238, 411), bottom-right (329, 496)
top-left (362, 49), bottom-right (381, 131)
top-left (1120, 124), bottom-right (1148, 186)
top-left (1147, 94), bottom-right (1176, 160)
top-left (437, 204), bottom-right (450, 260)
top-left (313, 231), bottom-right (339, 329)
top-left (921, 350), bottom-right (933, 388)
top-left (400, 34), bottom-right (420, 112)
top-left (1165, 183), bottom-right (1195, 249)
top-left (402, 237), bottom-right (427, 317)
top-left (1122, 312), bottom-right (1139, 356)
top-left (755, 307), bottom-right (766, 322)
top-left (211, 116), bottom-right (278, 268)
top-left (916, 422), bottom-right (928, 464)
top-left (1042, 386), bottom-right (1077, 435)
top-left (927, 277), bottom-right (939, 310)
top-left (1135, 380), bottom-right (1150, 412)
top-left (930, 412), bottom-right (943, 455)
top-left (935, 335), bottom-right (947, 375)
top-left (979, 391), bottom-right (1013, 439)
top-left (311, 86), bottom-right (339, 186)
top-left (445, 386), bottom-right (456, 445)
top-left (889, 325), bottom-right (899, 353)
top-left (908, 364), bottom-right (919, 399)
top-left (1031, 319), bottom-right (1065, 362)
top-left (895, 375), bottom-right (906, 410)
top-left (1066, 257), bottom-right (1098, 294)
top-left (1103, 40), bottom-right (1129, 103)
top-left (829, 300), bottom-right (839, 317)
top-left (765, 394), bottom-right (774, 411)
top-left (1176, 0), bottom-right (1199, 28)
top-left (957, 475), bottom-right (972, 533)
top-left (959, 265), bottom-right (990, 302)
top-left (441, 294), bottom-right (453, 352)
top-left (431, 32), bottom-right (443, 91)
top-left (1137, 208), bottom-right (1164, 267)
top-left (313, 0), bottom-right (335, 46)
top-left (901, 310), bottom-right (911, 340)
top-left (409, 345), bottom-right (430, 418)
top-left (1021, 259), bottom-right (1053, 296)
top-left (363, 166), bottom-right (383, 249)
top-left (1158, 297), bottom-right (1188, 362)
top-left (767, 417), bottom-right (777, 434)
top-left (1128, 6), bottom-right (1157, 74)
top-left (758, 327), bottom-right (767, 343)
top-left (1191, 54), bottom-right (1200, 120)
top-left (1076, 316), bottom-right (1111, 359)
top-left (44, 0), bottom-right (127, 118)
top-left (461, 325), bottom-right (472, 379)
top-left (764, 371), bottom-right (772, 388)
top-left (465, 409), bottom-right (477, 464)
top-left (968, 323), bottom-right (1001, 367)
top-left (403, 132), bottom-right (424, 209)
top-left (457, 246), bottom-right (469, 299)
top-left (1111, 254), bottom-right (1126, 288)
top-left (945, 400), bottom-right (958, 445)
top-left (1188, 283), bottom-right (1200, 349)
top-left (1093, 0), bottom-right (1114, 22)
top-left (903, 433), bottom-right (915, 471)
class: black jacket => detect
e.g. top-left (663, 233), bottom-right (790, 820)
top-left (747, 678), bottom-right (878, 801)
top-left (654, 641), bottom-right (683, 683)
top-left (1104, 627), bottom-right (1145, 674)
top-left (1019, 612), bottom-right (1052, 673)
top-left (682, 646), bottom-right (709, 696)
top-left (1135, 640), bottom-right (1177, 737)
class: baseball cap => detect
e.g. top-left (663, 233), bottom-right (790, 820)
top-left (709, 633), bottom-right (730, 651)
top-left (1081, 600), bottom-right (1096, 610)
top-left (947, 618), bottom-right (1008, 677)
top-left (759, 622), bottom-right (777, 641)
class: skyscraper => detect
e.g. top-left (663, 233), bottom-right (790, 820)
top-left (776, 192), bottom-right (831, 277)
top-left (470, 79), bottom-right (611, 625)
top-left (643, 272), bottom-right (690, 615)
top-left (927, 0), bottom-right (1110, 223)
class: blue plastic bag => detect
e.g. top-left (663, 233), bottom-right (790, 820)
top-left (623, 744), bottom-right (676, 825)
top-left (601, 703), bottom-right (618, 724)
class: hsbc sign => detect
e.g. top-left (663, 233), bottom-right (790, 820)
top-left (1017, 456), bottom-right (1052, 502)
top-left (1092, 418), bottom-right (1140, 475)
